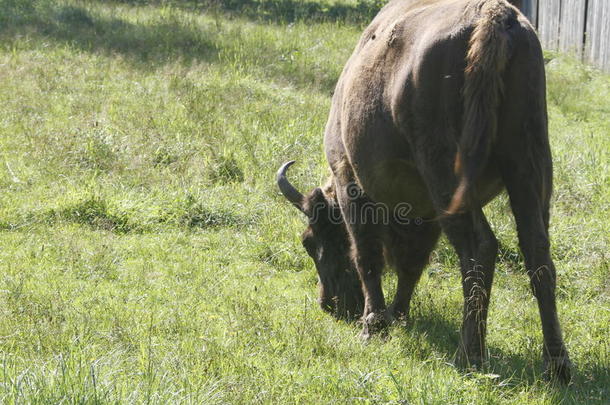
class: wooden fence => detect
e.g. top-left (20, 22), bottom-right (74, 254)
top-left (520, 0), bottom-right (610, 72)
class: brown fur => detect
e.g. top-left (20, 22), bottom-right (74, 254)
top-left (448, 0), bottom-right (513, 214)
top-left (280, 0), bottom-right (571, 383)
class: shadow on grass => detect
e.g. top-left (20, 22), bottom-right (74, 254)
top-left (105, 0), bottom-right (384, 24)
top-left (1, 2), bottom-right (350, 91)
top-left (408, 311), bottom-right (538, 380)
top-left (0, 195), bottom-right (253, 234)
top-left (402, 310), bottom-right (609, 404)
top-left (6, 4), bottom-right (219, 69)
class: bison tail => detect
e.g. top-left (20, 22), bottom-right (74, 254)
top-left (447, 0), bottom-right (514, 214)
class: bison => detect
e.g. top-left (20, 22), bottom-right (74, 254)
top-left (277, 0), bottom-right (571, 382)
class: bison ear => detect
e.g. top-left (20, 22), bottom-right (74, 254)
top-left (310, 187), bottom-right (326, 204)
top-left (303, 187), bottom-right (333, 221)
top-left (310, 187), bottom-right (333, 211)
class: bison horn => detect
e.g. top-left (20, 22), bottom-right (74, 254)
top-left (277, 160), bottom-right (305, 210)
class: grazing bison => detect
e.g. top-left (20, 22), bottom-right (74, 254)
top-left (277, 0), bottom-right (570, 382)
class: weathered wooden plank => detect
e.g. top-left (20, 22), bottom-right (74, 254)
top-left (601, 0), bottom-right (610, 71)
top-left (585, 0), bottom-right (610, 71)
top-left (530, 0), bottom-right (538, 27)
top-left (602, 1), bottom-right (610, 71)
top-left (520, 0), bottom-right (538, 26)
top-left (585, 0), bottom-right (600, 64)
top-left (558, 0), bottom-right (586, 56)
top-left (538, 0), bottom-right (561, 49)
top-left (521, 0), bottom-right (610, 72)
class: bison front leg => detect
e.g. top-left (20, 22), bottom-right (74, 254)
top-left (336, 183), bottom-right (392, 339)
top-left (352, 235), bottom-right (393, 339)
top-left (386, 222), bottom-right (441, 322)
top-left (441, 209), bottom-right (498, 369)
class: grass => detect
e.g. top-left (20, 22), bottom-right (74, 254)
top-left (0, 0), bottom-right (608, 403)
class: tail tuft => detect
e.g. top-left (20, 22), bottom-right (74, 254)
top-left (447, 0), bottom-right (515, 214)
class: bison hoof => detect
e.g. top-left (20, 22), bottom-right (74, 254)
top-left (455, 341), bottom-right (488, 371)
top-left (455, 347), bottom-right (485, 371)
top-left (388, 305), bottom-right (410, 325)
top-left (359, 311), bottom-right (394, 341)
top-left (544, 356), bottom-right (572, 385)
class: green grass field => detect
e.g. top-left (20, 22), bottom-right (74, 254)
top-left (0, 0), bottom-right (608, 403)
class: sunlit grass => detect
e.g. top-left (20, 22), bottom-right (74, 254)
top-left (0, 0), bottom-right (608, 403)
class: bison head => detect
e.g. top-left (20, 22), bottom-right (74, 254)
top-left (277, 161), bottom-right (364, 320)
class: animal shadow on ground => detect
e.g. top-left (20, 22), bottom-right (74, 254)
top-left (407, 310), bottom-right (536, 381)
top-left (388, 306), bottom-right (609, 403)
